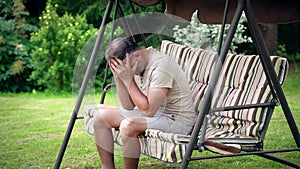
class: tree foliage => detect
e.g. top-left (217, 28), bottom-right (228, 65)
top-left (1, 0), bottom-right (299, 93)
top-left (30, 1), bottom-right (98, 92)
top-left (51, 0), bottom-right (108, 28)
top-left (0, 0), bottom-right (38, 92)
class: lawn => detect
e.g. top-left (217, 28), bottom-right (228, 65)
top-left (0, 70), bottom-right (299, 169)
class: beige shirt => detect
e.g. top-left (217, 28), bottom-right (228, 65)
top-left (134, 47), bottom-right (196, 125)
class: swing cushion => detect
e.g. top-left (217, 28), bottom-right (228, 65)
top-left (84, 40), bottom-right (288, 163)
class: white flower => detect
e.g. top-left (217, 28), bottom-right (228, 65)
top-left (173, 10), bottom-right (252, 53)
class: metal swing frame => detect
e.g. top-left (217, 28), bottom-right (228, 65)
top-left (54, 0), bottom-right (300, 168)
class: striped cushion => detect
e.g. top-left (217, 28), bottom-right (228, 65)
top-left (160, 40), bottom-right (191, 73)
top-left (186, 49), bottom-right (218, 112)
top-left (112, 128), bottom-right (189, 163)
top-left (209, 55), bottom-right (288, 140)
top-left (144, 40), bottom-right (288, 160)
top-left (84, 105), bottom-right (97, 135)
top-left (161, 41), bottom-right (288, 141)
top-left (161, 41), bottom-right (218, 112)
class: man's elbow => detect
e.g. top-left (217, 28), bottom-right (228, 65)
top-left (140, 108), bottom-right (156, 117)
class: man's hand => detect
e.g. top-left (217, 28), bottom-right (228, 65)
top-left (109, 53), bottom-right (138, 87)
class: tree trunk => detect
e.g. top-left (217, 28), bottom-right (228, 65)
top-left (259, 23), bottom-right (278, 54)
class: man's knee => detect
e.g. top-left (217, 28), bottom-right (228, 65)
top-left (120, 120), bottom-right (136, 137)
top-left (93, 108), bottom-right (111, 129)
top-left (119, 119), bottom-right (146, 137)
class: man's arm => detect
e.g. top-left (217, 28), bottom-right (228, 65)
top-left (109, 59), bottom-right (135, 110)
top-left (114, 76), bottom-right (135, 110)
top-left (127, 80), bottom-right (168, 117)
top-left (115, 72), bottom-right (168, 116)
top-left (110, 54), bottom-right (168, 116)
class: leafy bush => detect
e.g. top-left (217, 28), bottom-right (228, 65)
top-left (274, 44), bottom-right (300, 71)
top-left (30, 1), bottom-right (98, 92)
top-left (274, 44), bottom-right (300, 61)
top-left (0, 0), bottom-right (38, 92)
top-left (173, 10), bottom-right (252, 53)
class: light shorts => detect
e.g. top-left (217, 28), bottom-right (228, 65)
top-left (119, 108), bottom-right (191, 135)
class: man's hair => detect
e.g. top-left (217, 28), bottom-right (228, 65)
top-left (105, 37), bottom-right (139, 61)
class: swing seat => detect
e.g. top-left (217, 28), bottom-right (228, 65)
top-left (84, 40), bottom-right (288, 163)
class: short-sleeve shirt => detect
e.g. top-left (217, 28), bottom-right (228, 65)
top-left (134, 47), bottom-right (196, 125)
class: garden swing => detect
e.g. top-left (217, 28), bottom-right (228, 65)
top-left (55, 0), bottom-right (300, 168)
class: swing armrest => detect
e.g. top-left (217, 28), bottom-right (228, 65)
top-left (100, 83), bottom-right (116, 104)
top-left (79, 84), bottom-right (116, 120)
top-left (103, 83), bottom-right (116, 94)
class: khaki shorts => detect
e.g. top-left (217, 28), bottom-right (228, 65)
top-left (119, 108), bottom-right (191, 135)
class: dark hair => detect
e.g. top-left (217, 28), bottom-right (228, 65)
top-left (105, 37), bottom-right (139, 60)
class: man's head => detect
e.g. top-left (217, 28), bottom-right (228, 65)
top-left (105, 37), bottom-right (139, 61)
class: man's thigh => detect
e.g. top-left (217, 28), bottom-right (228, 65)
top-left (93, 105), bottom-right (125, 128)
top-left (119, 108), bottom-right (185, 133)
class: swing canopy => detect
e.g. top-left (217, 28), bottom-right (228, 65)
top-left (132, 0), bottom-right (300, 23)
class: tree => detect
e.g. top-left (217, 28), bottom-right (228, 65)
top-left (0, 0), bottom-right (38, 92)
top-left (260, 23), bottom-right (278, 54)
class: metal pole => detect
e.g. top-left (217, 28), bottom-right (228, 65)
top-left (244, 0), bottom-right (300, 148)
top-left (217, 0), bottom-right (230, 55)
top-left (129, 0), bottom-right (149, 47)
top-left (180, 0), bottom-right (245, 168)
top-left (258, 154), bottom-right (300, 168)
top-left (54, 1), bottom-right (114, 168)
top-left (100, 0), bottom-right (140, 104)
top-left (116, 3), bottom-right (134, 37)
top-left (100, 0), bottom-right (119, 104)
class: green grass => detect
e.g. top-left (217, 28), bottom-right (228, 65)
top-left (0, 70), bottom-right (299, 169)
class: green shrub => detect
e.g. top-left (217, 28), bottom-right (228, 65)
top-left (30, 2), bottom-right (98, 92)
top-left (274, 44), bottom-right (300, 61)
top-left (274, 44), bottom-right (300, 71)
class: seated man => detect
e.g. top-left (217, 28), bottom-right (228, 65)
top-left (93, 37), bottom-right (196, 169)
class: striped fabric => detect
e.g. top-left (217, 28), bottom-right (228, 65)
top-left (84, 40), bottom-right (288, 163)
top-left (84, 105), bottom-right (97, 135)
top-left (160, 40), bottom-right (192, 73)
top-left (160, 41), bottom-right (218, 112)
top-left (208, 55), bottom-right (288, 140)
top-left (112, 128), bottom-right (190, 163)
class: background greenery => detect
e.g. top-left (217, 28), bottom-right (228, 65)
top-left (0, 0), bottom-right (163, 92)
top-left (29, 2), bottom-right (98, 92)
top-left (0, 0), bottom-right (38, 92)
top-left (1, 0), bottom-right (300, 92)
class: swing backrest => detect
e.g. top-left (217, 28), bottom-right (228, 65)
top-left (160, 40), bottom-right (288, 145)
top-left (161, 41), bottom-right (217, 112)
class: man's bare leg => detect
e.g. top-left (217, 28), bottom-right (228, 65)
top-left (120, 117), bottom-right (147, 169)
top-left (95, 128), bottom-right (115, 169)
top-left (93, 107), bottom-right (124, 169)
top-left (122, 137), bottom-right (140, 169)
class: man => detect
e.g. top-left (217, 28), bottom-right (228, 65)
top-left (93, 37), bottom-right (196, 169)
